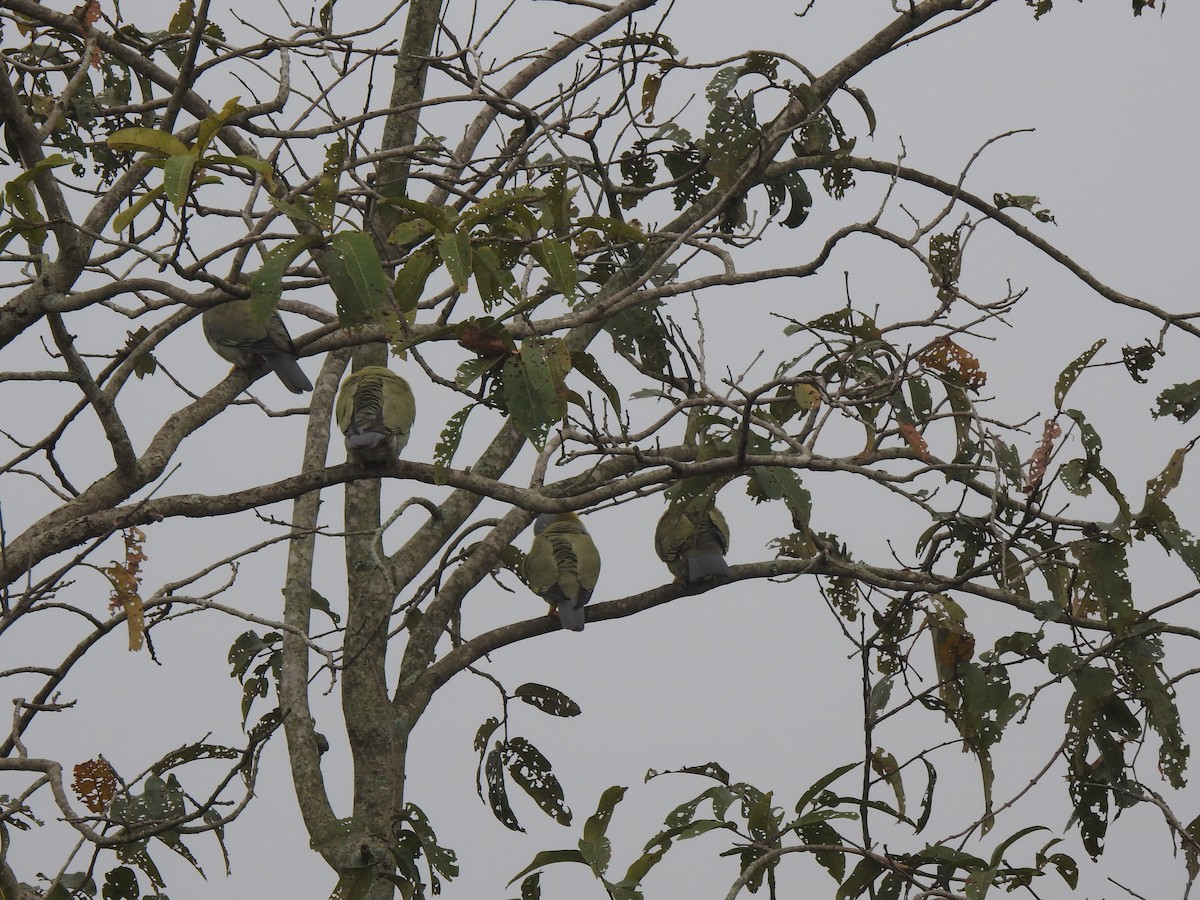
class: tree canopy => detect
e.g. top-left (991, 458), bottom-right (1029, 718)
top-left (1, 0), bottom-right (1198, 898)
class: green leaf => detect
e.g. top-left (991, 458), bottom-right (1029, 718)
top-left (795, 762), bottom-right (857, 813)
top-left (106, 126), bottom-right (190, 157)
top-left (579, 786), bottom-right (626, 875)
top-left (876, 874), bottom-right (901, 900)
top-left (486, 744), bottom-right (523, 832)
top-left (1054, 339), bottom-right (1105, 410)
top-left (507, 849), bottom-right (587, 887)
top-left (964, 865), bottom-right (999, 900)
top-left (518, 872), bottom-right (541, 900)
top-left (914, 758), bottom-right (937, 831)
top-left (1154, 380), bottom-right (1200, 423)
top-left (506, 737), bottom-right (571, 826)
top-left (870, 749), bottom-right (904, 819)
top-left (474, 716), bottom-right (501, 754)
top-left (208, 153), bottom-right (276, 186)
top-left (267, 195), bottom-right (323, 228)
top-left (746, 467), bottom-right (812, 530)
top-left (111, 184), bottom-right (165, 232)
top-left (843, 84), bottom-right (876, 136)
top-left (306, 588), bottom-right (341, 625)
top-left (473, 244), bottom-right (517, 310)
top-left (1071, 537), bottom-right (1133, 625)
top-left (394, 247), bottom-right (439, 314)
top-left (514, 683), bottom-right (582, 717)
top-left (329, 869), bottom-right (374, 900)
top-left (327, 230), bottom-right (390, 326)
top-left (605, 302), bottom-right (670, 375)
top-left (161, 152), bottom-right (198, 208)
top-left (1145, 443), bottom-right (1193, 504)
top-left (1046, 850), bottom-right (1079, 888)
top-left (248, 236), bottom-right (320, 322)
top-left (598, 31), bottom-right (678, 56)
top-left (456, 356), bottom-right (502, 390)
top-left (102, 865), bottom-right (140, 900)
top-left (993, 192), bottom-right (1056, 223)
top-left (315, 137), bottom-right (345, 229)
top-left (797, 821), bottom-right (846, 882)
top-left (194, 96), bottom-right (243, 155)
top-left (577, 216), bottom-right (646, 243)
top-left (438, 230), bottom-right (473, 292)
top-left (836, 857), bottom-right (885, 900)
top-left (402, 802), bottom-right (459, 880)
top-left (433, 405), bottom-right (473, 485)
top-left (1141, 496), bottom-right (1200, 581)
top-left (570, 350), bottom-right (623, 414)
top-left (502, 342), bottom-right (567, 449)
top-left (530, 238), bottom-right (578, 298)
top-left (583, 786), bottom-right (627, 846)
top-left (380, 196), bottom-right (456, 234)
top-left (988, 825), bottom-right (1049, 868)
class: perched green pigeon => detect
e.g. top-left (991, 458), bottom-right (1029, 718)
top-left (202, 299), bottom-right (312, 393)
top-left (335, 366), bottom-right (416, 463)
top-left (655, 494), bottom-right (731, 583)
top-left (523, 512), bottom-right (600, 632)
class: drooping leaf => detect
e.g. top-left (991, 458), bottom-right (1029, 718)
top-left (506, 737), bottom-right (572, 826)
top-left (870, 749), bottom-right (905, 820)
top-left (161, 152), bottom-right (197, 208)
top-left (605, 303), bottom-right (670, 375)
top-left (248, 235), bottom-right (321, 322)
top-left (111, 184), bottom-right (165, 232)
top-left (502, 342), bottom-right (567, 449)
top-left (327, 230), bottom-right (390, 326)
top-left (579, 786), bottom-right (626, 874)
top-left (438, 230), bottom-right (473, 292)
top-left (401, 802), bottom-right (460, 881)
top-left (507, 849), bottom-right (587, 887)
top-left (314, 137), bottom-right (345, 229)
top-left (836, 857), bottom-right (885, 900)
top-left (394, 247), bottom-right (440, 314)
top-left (530, 238), bottom-right (577, 299)
top-left (433, 405), bottom-right (473, 484)
top-left (569, 350), bottom-right (622, 414)
top-left (486, 744), bottom-right (523, 832)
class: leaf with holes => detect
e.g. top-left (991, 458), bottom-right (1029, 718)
top-left (515, 683), bottom-right (581, 717)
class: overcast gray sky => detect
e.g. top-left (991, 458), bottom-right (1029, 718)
top-left (4, 1), bottom-right (1199, 898)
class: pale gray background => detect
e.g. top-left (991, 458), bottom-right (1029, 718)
top-left (3, 1), bottom-right (1198, 898)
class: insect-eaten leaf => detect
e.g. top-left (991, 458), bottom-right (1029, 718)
top-left (502, 341), bottom-right (570, 449)
top-left (514, 683), bottom-right (582, 717)
top-left (328, 230), bottom-right (390, 326)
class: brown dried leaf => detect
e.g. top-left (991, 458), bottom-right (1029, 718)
top-left (1023, 419), bottom-right (1062, 494)
top-left (106, 527), bottom-right (147, 651)
top-left (899, 422), bottom-right (932, 461)
top-left (72, 758), bottom-right (118, 813)
top-left (457, 321), bottom-right (512, 359)
top-left (931, 621), bottom-right (975, 669)
top-left (917, 337), bottom-right (987, 391)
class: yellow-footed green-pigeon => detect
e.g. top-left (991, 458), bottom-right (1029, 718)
top-left (202, 299), bottom-right (312, 393)
top-left (335, 366), bottom-right (416, 463)
top-left (523, 512), bottom-right (600, 632)
top-left (655, 494), bottom-right (731, 583)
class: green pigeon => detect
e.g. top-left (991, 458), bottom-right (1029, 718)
top-left (335, 366), bottom-right (416, 463)
top-left (655, 494), bottom-right (731, 583)
top-left (523, 512), bottom-right (600, 632)
top-left (202, 299), bottom-right (312, 393)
